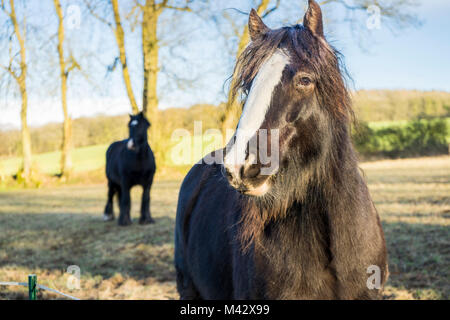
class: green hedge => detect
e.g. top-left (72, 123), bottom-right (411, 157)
top-left (353, 117), bottom-right (449, 158)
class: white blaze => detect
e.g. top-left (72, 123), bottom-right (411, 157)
top-left (225, 49), bottom-right (289, 168)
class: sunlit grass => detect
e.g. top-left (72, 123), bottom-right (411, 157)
top-left (368, 117), bottom-right (450, 129)
top-left (0, 144), bottom-right (109, 176)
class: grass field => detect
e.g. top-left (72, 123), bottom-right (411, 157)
top-left (367, 117), bottom-right (450, 130)
top-left (0, 156), bottom-right (448, 300)
top-left (0, 144), bottom-right (110, 177)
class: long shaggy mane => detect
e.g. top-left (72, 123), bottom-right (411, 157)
top-left (231, 25), bottom-right (360, 251)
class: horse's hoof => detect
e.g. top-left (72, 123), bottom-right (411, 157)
top-left (139, 217), bottom-right (155, 225)
top-left (103, 214), bottom-right (114, 222)
top-left (118, 218), bottom-right (132, 226)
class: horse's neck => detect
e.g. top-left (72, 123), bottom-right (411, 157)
top-left (250, 168), bottom-right (365, 297)
top-left (134, 143), bottom-right (150, 157)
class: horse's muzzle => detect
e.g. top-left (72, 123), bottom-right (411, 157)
top-left (223, 159), bottom-right (271, 197)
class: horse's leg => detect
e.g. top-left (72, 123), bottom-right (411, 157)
top-left (116, 185), bottom-right (122, 207)
top-left (103, 181), bottom-right (116, 221)
top-left (139, 183), bottom-right (154, 225)
top-left (118, 181), bottom-right (132, 226)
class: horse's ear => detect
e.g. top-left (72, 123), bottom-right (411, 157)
top-left (139, 111), bottom-right (147, 120)
top-left (249, 9), bottom-right (270, 41)
top-left (139, 112), bottom-right (150, 127)
top-left (303, 0), bottom-right (324, 38)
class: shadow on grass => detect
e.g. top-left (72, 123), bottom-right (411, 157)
top-left (383, 221), bottom-right (449, 299)
top-left (0, 212), bottom-right (176, 283)
top-left (1, 209), bottom-right (448, 299)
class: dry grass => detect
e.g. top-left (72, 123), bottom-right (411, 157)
top-left (0, 181), bottom-right (181, 299)
top-left (360, 156), bottom-right (450, 300)
top-left (0, 156), bottom-right (449, 300)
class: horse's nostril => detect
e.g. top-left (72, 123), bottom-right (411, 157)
top-left (224, 168), bottom-right (233, 178)
top-left (243, 164), bottom-right (260, 179)
top-left (224, 164), bottom-right (243, 179)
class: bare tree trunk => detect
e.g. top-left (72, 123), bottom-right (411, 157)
top-left (9, 0), bottom-right (32, 181)
top-left (84, 0), bottom-right (191, 167)
top-left (111, 0), bottom-right (139, 114)
top-left (20, 86), bottom-right (32, 179)
top-left (54, 0), bottom-right (72, 178)
top-left (221, 0), bottom-right (272, 135)
top-left (142, 0), bottom-right (161, 146)
top-left (139, 0), bottom-right (191, 165)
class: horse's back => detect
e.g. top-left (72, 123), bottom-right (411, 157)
top-left (175, 161), bottom-right (236, 299)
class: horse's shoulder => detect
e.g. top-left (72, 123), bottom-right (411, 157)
top-left (107, 140), bottom-right (126, 153)
top-left (177, 161), bottom-right (220, 212)
top-left (180, 162), bottom-right (215, 194)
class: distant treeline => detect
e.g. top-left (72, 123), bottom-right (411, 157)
top-left (1, 90), bottom-right (449, 158)
top-left (354, 90), bottom-right (450, 122)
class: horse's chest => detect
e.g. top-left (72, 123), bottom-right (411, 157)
top-left (128, 163), bottom-right (148, 173)
top-left (121, 158), bottom-right (154, 183)
top-left (251, 215), bottom-right (336, 299)
top-left (123, 156), bottom-right (149, 171)
top-left (128, 165), bottom-right (152, 179)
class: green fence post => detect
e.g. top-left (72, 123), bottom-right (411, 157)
top-left (28, 274), bottom-right (37, 300)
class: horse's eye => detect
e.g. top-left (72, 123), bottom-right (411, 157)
top-left (298, 77), bottom-right (312, 86)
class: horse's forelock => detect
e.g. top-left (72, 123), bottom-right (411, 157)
top-left (231, 25), bottom-right (353, 122)
top-left (231, 28), bottom-right (288, 102)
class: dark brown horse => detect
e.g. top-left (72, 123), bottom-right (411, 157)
top-left (175, 0), bottom-right (388, 299)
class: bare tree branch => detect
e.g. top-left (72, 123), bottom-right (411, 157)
top-left (0, 64), bottom-right (18, 81)
top-left (262, 0), bottom-right (280, 18)
top-left (83, 0), bottom-right (113, 29)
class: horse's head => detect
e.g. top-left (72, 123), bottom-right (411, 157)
top-left (127, 112), bottom-right (151, 152)
top-left (224, 0), bottom-right (351, 197)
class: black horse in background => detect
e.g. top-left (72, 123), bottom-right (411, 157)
top-left (104, 112), bottom-right (156, 226)
top-left (175, 1), bottom-right (388, 299)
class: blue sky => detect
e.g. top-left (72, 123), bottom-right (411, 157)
top-left (0, 0), bottom-right (449, 128)
top-left (338, 0), bottom-right (450, 91)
